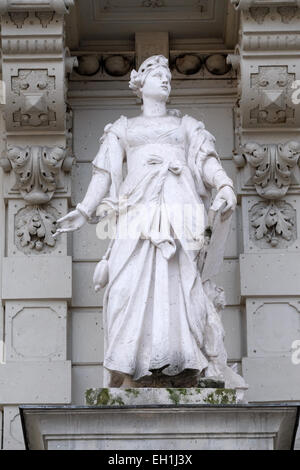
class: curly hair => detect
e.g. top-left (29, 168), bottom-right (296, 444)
top-left (129, 55), bottom-right (171, 99)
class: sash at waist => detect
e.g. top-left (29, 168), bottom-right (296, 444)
top-left (127, 142), bottom-right (186, 169)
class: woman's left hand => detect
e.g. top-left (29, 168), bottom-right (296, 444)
top-left (211, 186), bottom-right (237, 221)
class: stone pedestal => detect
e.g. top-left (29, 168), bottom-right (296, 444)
top-left (20, 404), bottom-right (300, 450)
top-left (85, 387), bottom-right (239, 406)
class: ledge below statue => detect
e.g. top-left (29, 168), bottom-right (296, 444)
top-left (85, 387), bottom-right (240, 407)
top-left (20, 404), bottom-right (300, 450)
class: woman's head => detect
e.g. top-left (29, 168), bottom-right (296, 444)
top-left (129, 55), bottom-right (171, 101)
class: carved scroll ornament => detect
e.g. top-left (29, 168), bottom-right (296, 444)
top-left (1, 145), bottom-right (73, 204)
top-left (234, 141), bottom-right (300, 199)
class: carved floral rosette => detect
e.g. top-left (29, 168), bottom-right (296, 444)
top-left (15, 204), bottom-right (59, 254)
top-left (249, 200), bottom-right (297, 249)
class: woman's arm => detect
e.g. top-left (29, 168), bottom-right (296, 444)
top-left (54, 171), bottom-right (110, 236)
top-left (202, 157), bottom-right (234, 192)
top-left (76, 170), bottom-right (111, 220)
top-left (54, 124), bottom-right (125, 236)
top-left (202, 156), bottom-right (237, 221)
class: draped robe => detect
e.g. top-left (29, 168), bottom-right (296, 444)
top-left (88, 114), bottom-right (246, 389)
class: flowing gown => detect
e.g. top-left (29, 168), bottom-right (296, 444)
top-left (90, 113), bottom-right (246, 389)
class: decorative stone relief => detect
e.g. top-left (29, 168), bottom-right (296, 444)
top-left (75, 55), bottom-right (101, 76)
top-left (249, 6), bottom-right (270, 23)
top-left (35, 11), bottom-right (55, 27)
top-left (8, 11), bottom-right (28, 27)
top-left (72, 54), bottom-right (134, 80)
top-left (142, 0), bottom-right (164, 6)
top-left (277, 6), bottom-right (299, 22)
top-left (6, 301), bottom-right (67, 360)
top-left (232, 3), bottom-right (300, 142)
top-left (246, 299), bottom-right (300, 356)
top-left (104, 55), bottom-right (132, 77)
top-left (1, 5), bottom-right (78, 136)
top-left (1, 12), bottom-right (64, 54)
top-left (11, 69), bottom-right (56, 128)
top-left (94, 0), bottom-right (212, 21)
top-left (250, 200), bottom-right (296, 248)
top-left (72, 52), bottom-right (235, 81)
top-left (170, 53), bottom-right (234, 80)
top-left (243, 32), bottom-right (300, 51)
top-left (0, 4), bottom-right (76, 209)
top-left (2, 145), bottom-right (73, 204)
top-left (235, 141), bottom-right (300, 199)
top-left (15, 205), bottom-right (59, 253)
top-left (8, 11), bottom-right (55, 29)
top-left (205, 54), bottom-right (232, 76)
top-left (174, 55), bottom-right (202, 75)
top-left (238, 5), bottom-right (299, 23)
top-left (250, 66), bottom-right (295, 125)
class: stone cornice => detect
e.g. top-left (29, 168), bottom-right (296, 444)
top-left (0, 0), bottom-right (73, 15)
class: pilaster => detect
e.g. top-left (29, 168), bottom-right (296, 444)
top-left (229, 0), bottom-right (300, 401)
top-left (0, 0), bottom-right (76, 449)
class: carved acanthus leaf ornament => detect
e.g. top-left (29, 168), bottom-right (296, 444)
top-left (250, 200), bottom-right (296, 247)
top-left (15, 205), bottom-right (58, 252)
top-left (234, 141), bottom-right (300, 199)
top-left (1, 145), bottom-right (73, 204)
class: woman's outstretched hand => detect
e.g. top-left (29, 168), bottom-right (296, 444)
top-left (210, 186), bottom-right (237, 222)
top-left (53, 209), bottom-right (87, 238)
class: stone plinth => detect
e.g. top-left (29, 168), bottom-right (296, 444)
top-left (20, 404), bottom-right (300, 450)
top-left (85, 387), bottom-right (238, 406)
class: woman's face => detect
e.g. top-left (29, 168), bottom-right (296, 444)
top-left (141, 66), bottom-right (171, 102)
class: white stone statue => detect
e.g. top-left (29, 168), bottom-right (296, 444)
top-left (55, 55), bottom-right (247, 391)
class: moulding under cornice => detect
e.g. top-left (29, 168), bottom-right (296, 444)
top-left (0, 0), bottom-right (74, 15)
top-left (67, 86), bottom-right (238, 109)
top-left (75, 38), bottom-right (231, 54)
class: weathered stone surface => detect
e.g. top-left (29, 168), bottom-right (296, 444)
top-left (243, 357), bottom-right (300, 402)
top-left (72, 365), bottom-right (104, 405)
top-left (85, 387), bottom-right (237, 406)
top-left (3, 406), bottom-right (25, 450)
top-left (198, 378), bottom-right (225, 388)
top-left (240, 253), bottom-right (300, 297)
top-left (0, 361), bottom-right (71, 404)
top-left (71, 309), bottom-right (103, 363)
top-left (245, 297), bottom-right (300, 358)
top-left (5, 300), bottom-right (68, 362)
top-left (2, 256), bottom-right (72, 300)
top-left (21, 405), bottom-right (299, 450)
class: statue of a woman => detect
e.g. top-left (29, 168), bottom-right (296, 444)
top-left (55, 55), bottom-right (247, 391)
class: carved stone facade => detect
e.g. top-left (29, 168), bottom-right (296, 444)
top-left (1, 0), bottom-right (300, 450)
top-left (15, 204), bottom-right (59, 253)
top-left (231, 0), bottom-right (300, 409)
top-left (249, 200), bottom-right (296, 247)
top-left (0, 0), bottom-right (74, 450)
top-left (71, 51), bottom-right (235, 81)
top-left (234, 141), bottom-right (300, 198)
